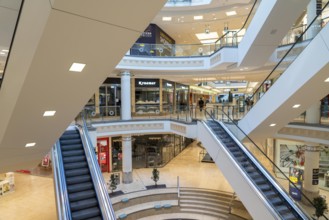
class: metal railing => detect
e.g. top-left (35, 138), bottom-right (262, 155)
top-left (51, 141), bottom-right (72, 220)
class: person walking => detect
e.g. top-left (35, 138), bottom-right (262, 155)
top-left (198, 97), bottom-right (204, 112)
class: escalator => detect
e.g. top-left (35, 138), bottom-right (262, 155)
top-left (52, 126), bottom-right (115, 220)
top-left (206, 120), bottom-right (305, 219)
top-left (198, 118), bottom-right (311, 219)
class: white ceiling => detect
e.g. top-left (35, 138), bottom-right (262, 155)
top-left (152, 0), bottom-right (254, 44)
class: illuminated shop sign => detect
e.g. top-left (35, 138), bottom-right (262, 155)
top-left (135, 79), bottom-right (159, 87)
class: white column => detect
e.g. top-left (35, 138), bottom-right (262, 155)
top-left (307, 0), bottom-right (321, 39)
top-left (122, 135), bottom-right (133, 184)
top-left (120, 71), bottom-right (131, 120)
top-left (305, 101), bottom-right (321, 124)
top-left (302, 145), bottom-right (320, 202)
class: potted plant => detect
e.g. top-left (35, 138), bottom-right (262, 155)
top-left (108, 174), bottom-right (118, 193)
top-left (313, 196), bottom-right (328, 219)
top-left (151, 168), bottom-right (160, 187)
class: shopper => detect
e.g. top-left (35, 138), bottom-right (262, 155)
top-left (198, 98), bottom-right (204, 112)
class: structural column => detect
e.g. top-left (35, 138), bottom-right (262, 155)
top-left (302, 145), bottom-right (320, 202)
top-left (120, 71), bottom-right (131, 120)
top-left (120, 71), bottom-right (133, 183)
top-left (307, 0), bottom-right (322, 40)
top-left (305, 101), bottom-right (321, 124)
top-left (122, 135), bottom-right (133, 184)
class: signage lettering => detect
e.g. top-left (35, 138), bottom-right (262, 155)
top-left (138, 81), bottom-right (156, 86)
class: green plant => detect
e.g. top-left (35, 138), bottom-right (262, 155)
top-left (108, 174), bottom-right (118, 193)
top-left (313, 196), bottom-right (328, 219)
top-left (151, 168), bottom-right (160, 186)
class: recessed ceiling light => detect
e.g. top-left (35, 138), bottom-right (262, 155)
top-left (195, 32), bottom-right (219, 40)
top-left (226, 11), bottom-right (237, 16)
top-left (69, 63), bottom-right (86, 72)
top-left (325, 77), bottom-right (329, 82)
top-left (194, 15), bottom-right (203, 20)
top-left (25, 142), bottom-right (36, 147)
top-left (0, 52), bottom-right (6, 55)
top-left (162, 16), bottom-right (172, 21)
top-left (269, 123), bottom-right (276, 127)
top-left (1, 49), bottom-right (9, 52)
top-left (200, 39), bottom-right (217, 44)
top-left (292, 104), bottom-right (301, 108)
top-left (43, 110), bottom-right (56, 117)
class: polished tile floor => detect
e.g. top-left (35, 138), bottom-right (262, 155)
top-left (1, 141), bottom-right (329, 219)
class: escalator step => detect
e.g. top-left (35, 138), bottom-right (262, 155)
top-left (245, 166), bottom-right (256, 173)
top-left (276, 205), bottom-right (289, 213)
top-left (70, 198), bottom-right (98, 212)
top-left (249, 172), bottom-right (262, 179)
top-left (232, 152), bottom-right (243, 158)
top-left (64, 161), bottom-right (88, 170)
top-left (66, 174), bottom-right (91, 185)
top-left (63, 129), bottom-right (79, 135)
top-left (69, 189), bottom-right (96, 202)
top-left (68, 182), bottom-right (94, 193)
top-left (65, 168), bottom-right (90, 177)
top-left (271, 197), bottom-right (283, 206)
top-left (60, 139), bottom-right (81, 146)
top-left (264, 190), bottom-right (277, 198)
top-left (63, 155), bottom-right (86, 164)
top-left (254, 177), bottom-right (267, 185)
top-left (235, 156), bottom-right (247, 162)
top-left (258, 184), bottom-right (271, 191)
top-left (71, 206), bottom-right (101, 220)
top-left (61, 133), bottom-right (80, 140)
top-left (229, 147), bottom-right (240, 153)
top-left (282, 213), bottom-right (298, 220)
top-left (62, 150), bottom-right (85, 157)
top-left (61, 144), bottom-right (83, 151)
top-left (86, 217), bottom-right (103, 220)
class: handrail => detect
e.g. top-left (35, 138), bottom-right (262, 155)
top-left (0, 0), bottom-right (25, 89)
top-left (204, 108), bottom-right (321, 219)
top-left (51, 141), bottom-right (72, 220)
top-left (231, 0), bottom-right (258, 43)
top-left (249, 0), bottom-right (329, 104)
top-left (78, 115), bottom-right (117, 219)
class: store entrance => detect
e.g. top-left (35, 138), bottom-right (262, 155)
top-left (99, 84), bottom-right (121, 117)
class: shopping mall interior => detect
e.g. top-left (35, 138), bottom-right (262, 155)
top-left (1, 0), bottom-right (329, 219)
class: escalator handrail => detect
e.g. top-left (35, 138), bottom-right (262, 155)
top-left (249, 0), bottom-right (329, 102)
top-left (51, 141), bottom-right (72, 220)
top-left (200, 120), bottom-right (282, 219)
top-left (204, 108), bottom-right (317, 219)
top-left (77, 122), bottom-right (116, 219)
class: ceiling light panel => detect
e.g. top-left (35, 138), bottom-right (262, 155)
top-left (226, 11), bottom-right (237, 16)
top-left (162, 16), bottom-right (172, 21)
top-left (292, 104), bottom-right (301, 108)
top-left (43, 111), bottom-right (56, 117)
top-left (195, 32), bottom-right (219, 40)
top-left (25, 142), bottom-right (36, 147)
top-left (325, 77), bottom-right (329, 82)
top-left (69, 63), bottom-right (86, 72)
top-left (194, 15), bottom-right (203, 20)
top-left (269, 123), bottom-right (276, 127)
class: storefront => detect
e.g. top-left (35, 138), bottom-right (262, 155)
top-left (175, 83), bottom-right (189, 112)
top-left (98, 78), bottom-right (121, 117)
top-left (162, 80), bottom-right (174, 113)
top-left (106, 134), bottom-right (193, 171)
top-left (134, 78), bottom-right (160, 114)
